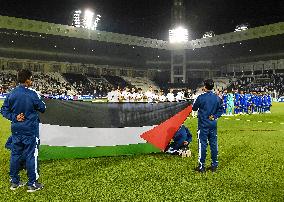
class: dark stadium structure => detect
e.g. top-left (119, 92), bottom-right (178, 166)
top-left (0, 14), bottom-right (284, 95)
top-left (1, 26), bottom-right (284, 68)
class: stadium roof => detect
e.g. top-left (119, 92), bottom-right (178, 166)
top-left (1, 0), bottom-right (283, 40)
top-left (0, 16), bottom-right (284, 69)
top-left (1, 28), bottom-right (284, 68)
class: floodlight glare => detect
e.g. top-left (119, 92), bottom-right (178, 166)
top-left (169, 26), bottom-right (189, 43)
top-left (84, 9), bottom-right (95, 30)
top-left (72, 9), bottom-right (101, 30)
top-left (234, 23), bottom-right (249, 32)
top-left (203, 31), bottom-right (215, 38)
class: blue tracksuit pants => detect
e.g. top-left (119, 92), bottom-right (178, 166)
top-left (198, 127), bottom-right (218, 168)
top-left (10, 134), bottom-right (40, 186)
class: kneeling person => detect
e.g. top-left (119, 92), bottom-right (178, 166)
top-left (166, 125), bottom-right (192, 156)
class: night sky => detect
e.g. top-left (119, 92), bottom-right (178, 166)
top-left (0, 0), bottom-right (283, 40)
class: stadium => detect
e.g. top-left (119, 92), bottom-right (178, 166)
top-left (0, 0), bottom-right (283, 200)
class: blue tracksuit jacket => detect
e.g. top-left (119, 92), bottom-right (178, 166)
top-left (192, 91), bottom-right (223, 128)
top-left (1, 85), bottom-right (45, 135)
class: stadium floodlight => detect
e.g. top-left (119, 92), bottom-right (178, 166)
top-left (94, 14), bottom-right (101, 30)
top-left (234, 23), bottom-right (249, 32)
top-left (72, 9), bottom-right (101, 30)
top-left (169, 26), bottom-right (189, 43)
top-left (202, 31), bottom-right (215, 38)
top-left (84, 9), bottom-right (95, 30)
top-left (73, 10), bottom-right (82, 28)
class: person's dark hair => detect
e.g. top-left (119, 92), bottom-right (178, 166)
top-left (18, 69), bottom-right (32, 83)
top-left (203, 79), bottom-right (214, 90)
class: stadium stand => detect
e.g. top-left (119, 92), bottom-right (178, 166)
top-left (33, 72), bottom-right (76, 95)
top-left (62, 73), bottom-right (96, 95)
top-left (212, 77), bottom-right (232, 91)
top-left (122, 76), bottom-right (160, 91)
top-left (0, 70), bottom-right (17, 93)
top-left (103, 75), bottom-right (131, 89)
top-left (222, 73), bottom-right (284, 97)
top-left (86, 76), bottom-right (113, 97)
top-left (228, 76), bottom-right (254, 91)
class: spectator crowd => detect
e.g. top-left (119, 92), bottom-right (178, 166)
top-left (0, 71), bottom-right (283, 103)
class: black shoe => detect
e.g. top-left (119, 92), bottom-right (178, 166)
top-left (208, 166), bottom-right (218, 172)
top-left (10, 182), bottom-right (26, 190)
top-left (194, 166), bottom-right (205, 173)
top-left (27, 182), bottom-right (44, 193)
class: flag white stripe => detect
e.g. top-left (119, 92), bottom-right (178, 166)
top-left (39, 124), bottom-right (155, 147)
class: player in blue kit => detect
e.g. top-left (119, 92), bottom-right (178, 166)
top-left (256, 93), bottom-right (262, 113)
top-left (0, 69), bottom-right (46, 192)
top-left (260, 93), bottom-right (266, 113)
top-left (192, 79), bottom-right (223, 173)
top-left (239, 91), bottom-right (245, 114)
top-left (222, 90), bottom-right (228, 115)
top-left (227, 91), bottom-right (234, 116)
top-left (263, 93), bottom-right (271, 113)
top-left (251, 92), bottom-right (257, 114)
top-left (244, 92), bottom-right (252, 114)
top-left (234, 90), bottom-right (240, 115)
top-left (267, 94), bottom-right (272, 113)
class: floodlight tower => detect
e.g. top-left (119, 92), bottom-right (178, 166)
top-left (171, 0), bottom-right (186, 25)
top-left (170, 0), bottom-right (187, 83)
top-left (71, 9), bottom-right (101, 30)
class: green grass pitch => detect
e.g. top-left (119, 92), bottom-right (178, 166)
top-left (0, 101), bottom-right (283, 201)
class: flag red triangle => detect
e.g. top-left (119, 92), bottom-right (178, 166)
top-left (140, 105), bottom-right (192, 151)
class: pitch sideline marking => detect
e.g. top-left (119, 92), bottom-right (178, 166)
top-left (221, 117), bottom-right (282, 125)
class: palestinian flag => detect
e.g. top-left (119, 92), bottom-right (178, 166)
top-left (39, 99), bottom-right (192, 160)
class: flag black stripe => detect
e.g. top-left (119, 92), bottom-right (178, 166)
top-left (39, 99), bottom-right (192, 128)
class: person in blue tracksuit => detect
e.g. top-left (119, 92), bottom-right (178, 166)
top-left (0, 69), bottom-right (46, 192)
top-left (192, 79), bottom-right (223, 173)
top-left (166, 125), bottom-right (192, 154)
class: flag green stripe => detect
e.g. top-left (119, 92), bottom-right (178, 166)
top-left (39, 143), bottom-right (161, 160)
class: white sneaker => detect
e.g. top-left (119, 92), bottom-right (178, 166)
top-left (10, 182), bottom-right (26, 190)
